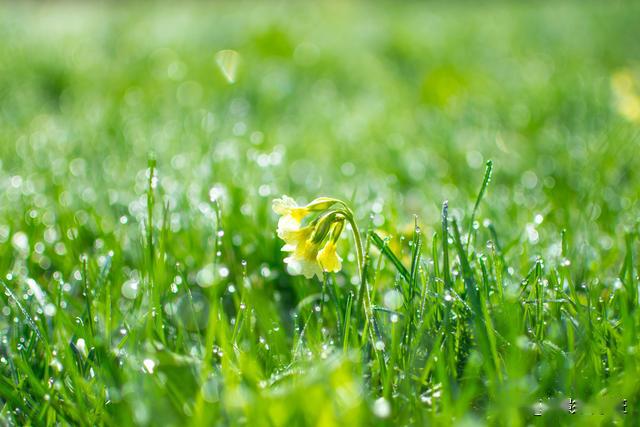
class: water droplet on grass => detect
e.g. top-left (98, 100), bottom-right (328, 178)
top-left (11, 232), bottom-right (29, 254)
top-left (44, 304), bottom-right (56, 317)
top-left (76, 338), bottom-right (87, 356)
top-left (373, 397), bottom-right (391, 418)
top-left (196, 264), bottom-right (216, 287)
top-left (201, 376), bottom-right (220, 402)
top-left (142, 358), bottom-right (155, 374)
top-left (383, 290), bottom-right (403, 310)
top-left (121, 279), bottom-right (139, 300)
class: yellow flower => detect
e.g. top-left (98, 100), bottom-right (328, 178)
top-left (317, 240), bottom-right (342, 273)
top-left (273, 195), bottom-right (347, 280)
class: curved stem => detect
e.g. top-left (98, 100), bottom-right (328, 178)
top-left (344, 209), bottom-right (379, 351)
top-left (346, 211), bottom-right (365, 279)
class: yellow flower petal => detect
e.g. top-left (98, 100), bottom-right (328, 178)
top-left (284, 256), bottom-right (323, 279)
top-left (317, 241), bottom-right (342, 273)
top-left (289, 208), bottom-right (309, 223)
top-left (280, 227), bottom-right (314, 251)
top-left (273, 195), bottom-right (310, 235)
top-left (277, 215), bottom-right (301, 239)
top-left (282, 235), bottom-right (326, 279)
top-left (272, 195), bottom-right (298, 216)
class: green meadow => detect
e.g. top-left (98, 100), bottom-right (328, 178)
top-left (1, 1), bottom-right (640, 425)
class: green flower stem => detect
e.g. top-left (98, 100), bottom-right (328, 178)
top-left (344, 208), bottom-right (379, 353)
top-left (346, 211), bottom-right (364, 280)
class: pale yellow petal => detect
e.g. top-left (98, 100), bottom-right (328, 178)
top-left (272, 195), bottom-right (298, 215)
top-left (280, 226), bottom-right (313, 248)
top-left (284, 255), bottom-right (322, 279)
top-left (289, 208), bottom-right (309, 222)
top-left (277, 215), bottom-right (300, 238)
top-left (317, 241), bottom-right (342, 273)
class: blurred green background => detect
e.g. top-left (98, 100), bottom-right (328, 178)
top-left (2, 1), bottom-right (639, 251)
top-left (1, 1), bottom-right (640, 426)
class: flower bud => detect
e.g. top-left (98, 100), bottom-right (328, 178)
top-left (304, 197), bottom-right (341, 212)
top-left (311, 211), bottom-right (340, 244)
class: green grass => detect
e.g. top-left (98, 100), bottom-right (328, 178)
top-left (1, 1), bottom-right (640, 426)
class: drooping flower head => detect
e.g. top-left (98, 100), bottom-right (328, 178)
top-left (272, 195), bottom-right (350, 280)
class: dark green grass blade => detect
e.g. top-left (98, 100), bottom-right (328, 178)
top-left (441, 201), bottom-right (452, 289)
top-left (370, 231), bottom-right (411, 284)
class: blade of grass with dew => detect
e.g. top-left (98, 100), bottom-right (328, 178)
top-left (466, 160), bottom-right (493, 255)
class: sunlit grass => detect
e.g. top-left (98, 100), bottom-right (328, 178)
top-left (1, 1), bottom-right (640, 426)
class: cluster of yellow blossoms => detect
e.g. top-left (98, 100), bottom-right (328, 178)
top-left (272, 195), bottom-right (351, 280)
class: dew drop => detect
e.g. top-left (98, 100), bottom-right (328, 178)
top-left (121, 279), bottom-right (139, 300)
top-left (142, 358), bottom-right (156, 374)
top-left (373, 397), bottom-right (391, 418)
top-left (44, 304), bottom-right (56, 317)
